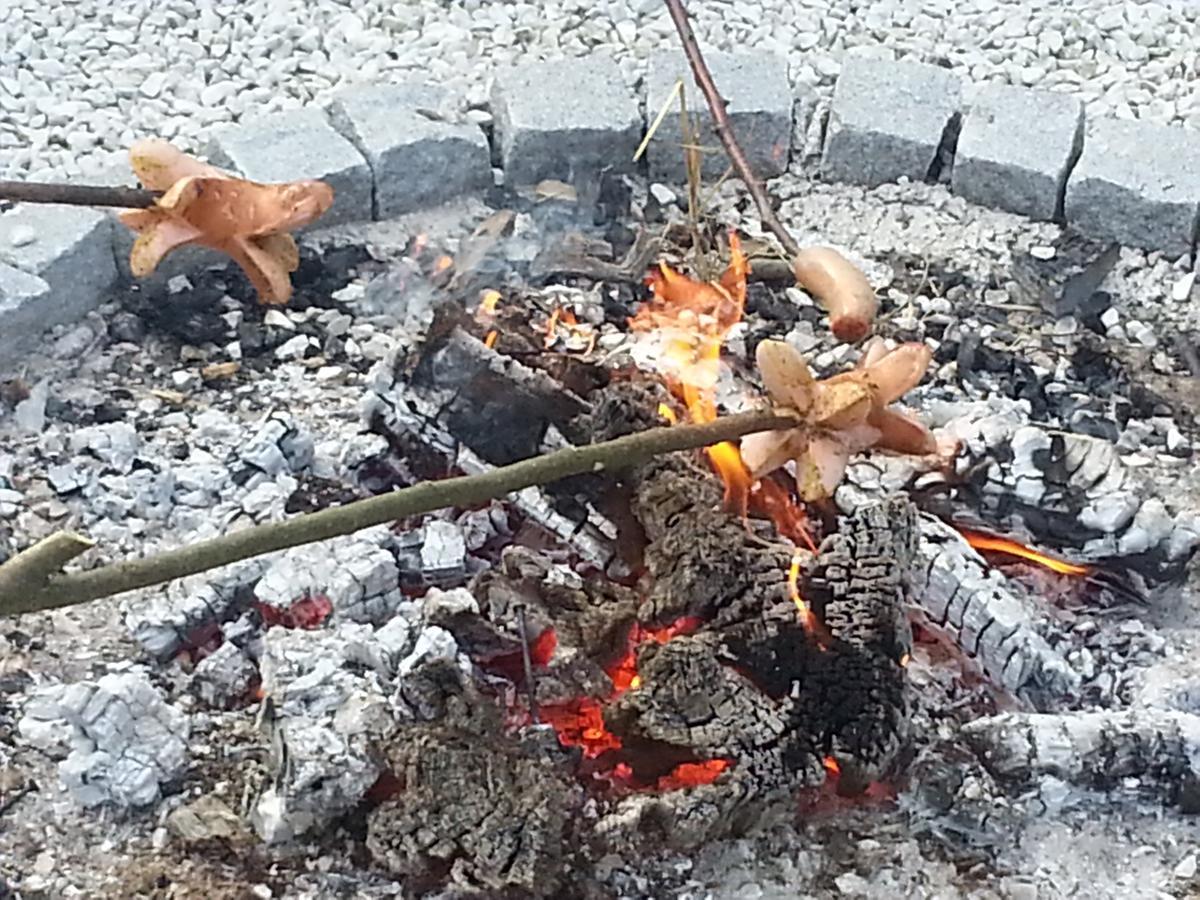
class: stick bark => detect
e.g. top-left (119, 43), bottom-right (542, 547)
top-left (0, 180), bottom-right (159, 209)
top-left (0, 410), bottom-right (797, 617)
top-left (662, 0), bottom-right (802, 260)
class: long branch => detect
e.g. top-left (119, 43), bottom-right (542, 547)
top-left (0, 180), bottom-right (159, 208)
top-left (0, 409), bottom-right (797, 617)
top-left (662, 0), bottom-right (801, 260)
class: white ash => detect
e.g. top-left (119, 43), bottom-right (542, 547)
top-left (237, 412), bottom-right (315, 480)
top-left (67, 422), bottom-right (140, 474)
top-left (250, 602), bottom-right (474, 843)
top-left (417, 519), bottom-right (468, 586)
top-left (17, 670), bottom-right (189, 809)
top-left (253, 624), bottom-right (394, 842)
top-left (254, 525), bottom-right (405, 624)
top-left (123, 560), bottom-right (265, 660)
top-left (191, 641), bottom-right (257, 708)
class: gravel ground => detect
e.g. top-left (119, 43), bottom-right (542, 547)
top-left (1, 0), bottom-right (1199, 182)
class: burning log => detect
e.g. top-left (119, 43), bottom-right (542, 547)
top-left (910, 514), bottom-right (1080, 710)
top-left (364, 350), bottom-right (622, 572)
top-left (578, 382), bottom-right (913, 817)
top-left (931, 398), bottom-right (1200, 582)
top-left (381, 326), bottom-right (589, 466)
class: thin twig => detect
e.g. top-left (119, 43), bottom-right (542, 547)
top-left (662, 0), bottom-right (802, 260)
top-left (516, 604), bottom-right (540, 724)
top-left (0, 409), bottom-right (798, 617)
top-left (0, 180), bottom-right (159, 209)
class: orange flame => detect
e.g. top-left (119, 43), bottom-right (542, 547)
top-left (959, 528), bottom-right (1091, 577)
top-left (478, 289), bottom-right (501, 317)
top-left (658, 403), bottom-right (678, 424)
top-left (434, 254), bottom-right (454, 273)
top-left (630, 234), bottom-right (818, 629)
top-left (787, 551), bottom-right (827, 641)
top-left (544, 306), bottom-right (596, 354)
top-left (483, 330), bottom-right (498, 349)
top-left (630, 234), bottom-right (752, 512)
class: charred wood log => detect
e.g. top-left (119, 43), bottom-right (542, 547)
top-left (960, 708), bottom-right (1200, 812)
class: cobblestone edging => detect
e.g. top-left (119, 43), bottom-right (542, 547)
top-left (2, 51), bottom-right (1198, 368)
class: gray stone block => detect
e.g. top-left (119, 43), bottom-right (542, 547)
top-left (327, 83), bottom-right (491, 219)
top-left (0, 263), bottom-right (52, 369)
top-left (822, 57), bottom-right (961, 188)
top-left (206, 107), bottom-right (372, 227)
top-left (491, 55), bottom-right (642, 186)
top-left (1064, 117), bottom-right (1200, 258)
top-left (0, 204), bottom-right (116, 366)
top-left (952, 84), bottom-right (1083, 222)
top-left (644, 51), bottom-right (792, 182)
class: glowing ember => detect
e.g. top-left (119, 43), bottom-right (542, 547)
top-left (434, 254), bottom-right (454, 273)
top-left (255, 594), bottom-right (333, 630)
top-left (656, 758), bottom-right (730, 791)
top-left (959, 528), bottom-right (1091, 577)
top-left (483, 330), bottom-right (498, 349)
top-left (823, 755), bottom-right (841, 778)
top-left (658, 403), bottom-right (678, 424)
top-left (539, 617), bottom-right (702, 761)
top-left (540, 699), bottom-right (622, 758)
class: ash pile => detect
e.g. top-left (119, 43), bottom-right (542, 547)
top-left (5, 172), bottom-right (1200, 898)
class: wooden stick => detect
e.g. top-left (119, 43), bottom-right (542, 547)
top-left (662, 0), bottom-right (802, 260)
top-left (0, 409), bottom-right (799, 616)
top-left (0, 180), bottom-right (159, 209)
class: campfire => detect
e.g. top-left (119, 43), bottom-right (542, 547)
top-left (4, 20), bottom-right (1199, 898)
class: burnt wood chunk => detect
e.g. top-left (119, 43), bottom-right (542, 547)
top-left (414, 327), bottom-right (588, 464)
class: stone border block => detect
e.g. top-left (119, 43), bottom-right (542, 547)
top-left (0, 204), bottom-right (116, 367)
top-left (952, 84), bottom-right (1083, 222)
top-left (822, 57), bottom-right (961, 188)
top-left (1064, 117), bottom-right (1200, 258)
top-left (0, 264), bottom-right (53, 367)
top-left (644, 51), bottom-right (792, 182)
top-left (327, 83), bottom-right (491, 219)
top-left (206, 107), bottom-right (372, 227)
top-left (491, 55), bottom-right (642, 186)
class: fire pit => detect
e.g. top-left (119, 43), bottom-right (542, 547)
top-left (3, 155), bottom-right (1200, 896)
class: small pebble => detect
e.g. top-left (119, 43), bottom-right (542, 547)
top-left (10, 224), bottom-right (36, 247)
top-left (1176, 854), bottom-right (1198, 880)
